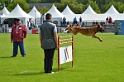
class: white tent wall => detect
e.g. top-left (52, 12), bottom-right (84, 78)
top-left (1, 17), bottom-right (30, 27)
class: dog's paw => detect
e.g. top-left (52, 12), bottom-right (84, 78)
top-left (99, 39), bottom-right (103, 42)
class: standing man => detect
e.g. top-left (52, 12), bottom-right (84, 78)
top-left (79, 16), bottom-right (82, 25)
top-left (11, 19), bottom-right (27, 57)
top-left (2, 23), bottom-right (5, 33)
top-left (39, 13), bottom-right (58, 74)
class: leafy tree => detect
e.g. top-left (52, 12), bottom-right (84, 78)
top-left (55, 3), bottom-right (66, 12)
top-left (26, 0), bottom-right (40, 3)
top-left (0, 0), bottom-right (11, 10)
top-left (55, 0), bottom-right (84, 14)
top-left (1, 0), bottom-right (124, 13)
top-left (38, 7), bottom-right (49, 15)
top-left (69, 3), bottom-right (85, 14)
top-left (76, 0), bottom-right (88, 4)
top-left (102, 1), bottom-right (124, 13)
top-left (7, 0), bottom-right (29, 12)
top-left (26, 0), bottom-right (60, 3)
top-left (61, 0), bottom-right (77, 4)
top-left (85, 0), bottom-right (100, 13)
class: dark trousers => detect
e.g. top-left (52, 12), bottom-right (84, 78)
top-left (44, 48), bottom-right (55, 73)
top-left (13, 42), bottom-right (26, 57)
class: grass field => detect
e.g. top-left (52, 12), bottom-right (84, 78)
top-left (0, 33), bottom-right (124, 82)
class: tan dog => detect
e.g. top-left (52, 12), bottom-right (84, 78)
top-left (65, 25), bottom-right (104, 42)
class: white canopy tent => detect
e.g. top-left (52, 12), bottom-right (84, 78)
top-left (82, 5), bottom-right (97, 14)
top-left (1, 4), bottom-right (34, 27)
top-left (65, 14), bottom-right (124, 22)
top-left (28, 6), bottom-right (41, 25)
top-left (2, 7), bottom-right (10, 15)
top-left (45, 4), bottom-right (64, 26)
top-left (64, 5), bottom-right (124, 23)
top-left (62, 5), bottom-right (75, 15)
top-left (105, 5), bottom-right (119, 14)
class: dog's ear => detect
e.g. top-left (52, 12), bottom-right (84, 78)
top-left (69, 24), bottom-right (73, 27)
top-left (65, 27), bottom-right (68, 30)
top-left (98, 25), bottom-right (100, 28)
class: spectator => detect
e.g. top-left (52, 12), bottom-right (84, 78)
top-left (60, 18), bottom-right (63, 26)
top-left (106, 17), bottom-right (108, 24)
top-left (100, 21), bottom-right (104, 26)
top-left (108, 17), bottom-right (112, 24)
top-left (73, 17), bottom-right (77, 24)
top-left (79, 16), bottom-right (82, 25)
top-left (66, 21), bottom-right (70, 27)
top-left (82, 22), bottom-right (85, 27)
top-left (2, 23), bottom-right (5, 33)
top-left (5, 24), bottom-right (8, 33)
top-left (96, 21), bottom-right (98, 25)
top-left (63, 17), bottom-right (66, 25)
top-left (29, 18), bottom-right (34, 30)
top-left (92, 21), bottom-right (95, 26)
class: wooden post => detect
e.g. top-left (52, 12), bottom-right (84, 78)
top-left (72, 36), bottom-right (74, 68)
top-left (58, 36), bottom-right (60, 72)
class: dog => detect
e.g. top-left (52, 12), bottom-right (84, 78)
top-left (65, 24), bottom-right (104, 42)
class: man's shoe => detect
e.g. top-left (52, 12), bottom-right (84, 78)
top-left (11, 56), bottom-right (16, 57)
top-left (22, 55), bottom-right (26, 57)
top-left (45, 71), bottom-right (55, 74)
top-left (51, 72), bottom-right (54, 74)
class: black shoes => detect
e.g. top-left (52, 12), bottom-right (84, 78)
top-left (44, 71), bottom-right (54, 74)
top-left (11, 56), bottom-right (16, 57)
top-left (11, 55), bottom-right (26, 57)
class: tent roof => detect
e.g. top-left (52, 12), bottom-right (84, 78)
top-left (62, 5), bottom-right (75, 15)
top-left (45, 4), bottom-right (64, 18)
top-left (82, 5), bottom-right (97, 14)
top-left (4, 4), bottom-right (33, 18)
top-left (2, 7), bottom-right (10, 15)
top-left (28, 6), bottom-right (41, 18)
top-left (105, 5), bottom-right (119, 14)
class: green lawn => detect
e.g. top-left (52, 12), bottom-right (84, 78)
top-left (0, 33), bottom-right (124, 82)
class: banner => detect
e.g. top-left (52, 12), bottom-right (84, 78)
top-left (59, 46), bottom-right (72, 64)
top-left (115, 20), bottom-right (124, 35)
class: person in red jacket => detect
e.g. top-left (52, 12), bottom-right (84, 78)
top-left (11, 19), bottom-right (27, 57)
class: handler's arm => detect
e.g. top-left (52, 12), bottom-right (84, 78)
top-left (53, 25), bottom-right (58, 49)
top-left (40, 33), bottom-right (42, 45)
top-left (54, 32), bottom-right (58, 49)
top-left (11, 27), bottom-right (13, 43)
top-left (23, 26), bottom-right (27, 38)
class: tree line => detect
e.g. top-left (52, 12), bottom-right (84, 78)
top-left (0, 0), bottom-right (124, 14)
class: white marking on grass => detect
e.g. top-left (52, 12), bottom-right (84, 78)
top-left (20, 70), bottom-right (41, 74)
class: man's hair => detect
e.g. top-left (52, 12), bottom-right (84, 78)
top-left (46, 13), bottom-right (52, 20)
top-left (14, 18), bottom-right (20, 22)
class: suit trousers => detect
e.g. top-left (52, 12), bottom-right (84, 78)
top-left (44, 48), bottom-right (55, 73)
top-left (13, 42), bottom-right (26, 57)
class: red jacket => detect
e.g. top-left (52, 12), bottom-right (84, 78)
top-left (11, 24), bottom-right (27, 42)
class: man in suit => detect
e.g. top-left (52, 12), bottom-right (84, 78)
top-left (11, 19), bottom-right (27, 57)
top-left (39, 13), bottom-right (58, 74)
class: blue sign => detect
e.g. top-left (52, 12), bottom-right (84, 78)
top-left (114, 20), bottom-right (124, 35)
